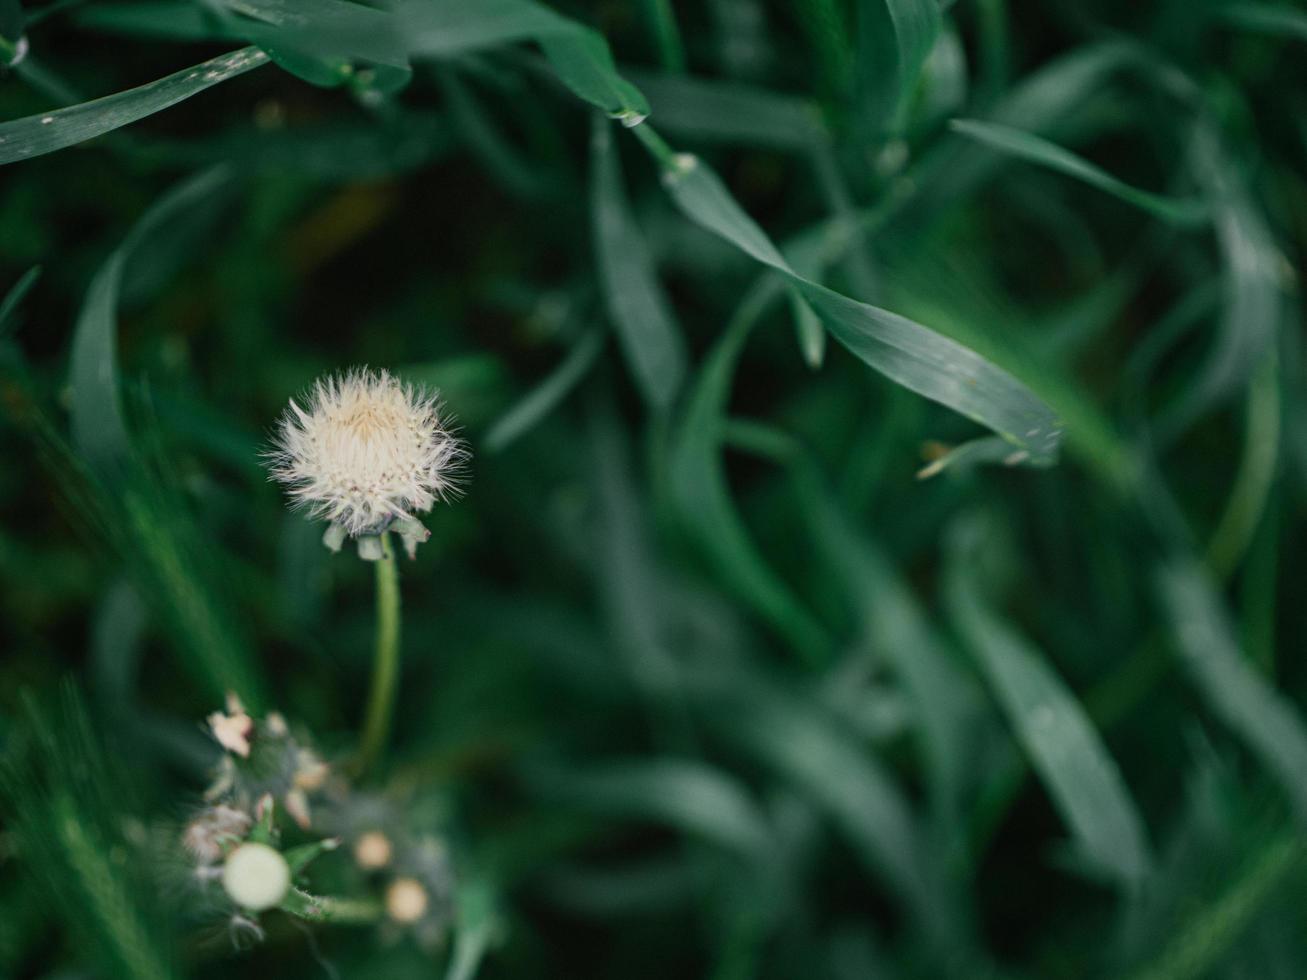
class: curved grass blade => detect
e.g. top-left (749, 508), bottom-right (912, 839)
top-left (916, 435), bottom-right (1018, 480)
top-left (77, 0), bottom-right (406, 70)
top-left (485, 329), bottom-right (603, 453)
top-left (70, 167), bottom-right (234, 472)
top-left (0, 47), bottom-right (269, 167)
top-left (644, 143), bottom-right (1062, 463)
top-left (669, 282), bottom-right (830, 664)
top-left (855, 0), bottom-right (942, 133)
top-left (697, 669), bottom-right (962, 947)
top-left (948, 119), bottom-right (1209, 226)
top-left (528, 758), bottom-right (773, 857)
top-left (1157, 136), bottom-right (1282, 438)
top-left (622, 70), bottom-right (827, 150)
top-left (796, 469), bottom-right (982, 811)
top-left (0, 687), bottom-right (178, 980)
top-left (592, 115), bottom-right (686, 410)
top-left (0, 266), bottom-right (40, 340)
top-left (402, 0), bottom-right (648, 120)
top-left (948, 540), bottom-right (1153, 886)
top-left (68, 167), bottom-right (268, 709)
top-left (1157, 560), bottom-right (1307, 822)
top-left (1221, 3), bottom-right (1307, 40)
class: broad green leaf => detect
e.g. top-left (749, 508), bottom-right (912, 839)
top-left (591, 116), bottom-right (686, 410)
top-left (648, 146), bottom-right (1062, 464)
top-left (949, 119), bottom-right (1210, 226)
top-left (948, 547), bottom-right (1153, 886)
top-left (529, 758), bottom-right (773, 856)
top-left (1157, 561), bottom-right (1307, 822)
top-left (0, 47), bottom-right (270, 166)
top-left (485, 329), bottom-right (603, 452)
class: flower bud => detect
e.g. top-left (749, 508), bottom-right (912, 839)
top-left (353, 831), bottom-right (392, 870)
top-left (385, 877), bottom-right (429, 923)
top-left (222, 842), bottom-right (291, 911)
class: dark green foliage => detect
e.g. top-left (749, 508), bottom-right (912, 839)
top-left (1, 0), bottom-right (1305, 977)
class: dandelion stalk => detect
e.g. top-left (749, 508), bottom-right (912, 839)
top-left (263, 368), bottom-right (467, 776)
top-left (358, 531), bottom-right (401, 777)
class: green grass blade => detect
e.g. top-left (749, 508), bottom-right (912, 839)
top-left (1221, 2), bottom-right (1307, 40)
top-left (651, 147), bottom-right (1063, 464)
top-left (529, 758), bottom-right (773, 856)
top-left (70, 167), bottom-right (233, 473)
top-left (948, 119), bottom-right (1210, 226)
top-left (621, 71), bottom-right (827, 150)
top-left (485, 329), bottom-right (604, 453)
top-left (797, 471), bottom-right (982, 811)
top-left (668, 282), bottom-right (830, 663)
top-left (0, 47), bottom-right (269, 166)
top-left (592, 116), bottom-right (686, 411)
top-left (403, 0), bottom-right (648, 120)
top-left (702, 671), bottom-right (962, 947)
top-left (0, 266), bottom-right (40, 340)
top-left (1158, 145), bottom-right (1282, 438)
top-left (1157, 561), bottom-right (1307, 821)
top-left (854, 0), bottom-right (942, 134)
top-left (948, 544), bottom-right (1153, 886)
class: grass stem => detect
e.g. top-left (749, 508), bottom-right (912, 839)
top-left (358, 531), bottom-right (401, 777)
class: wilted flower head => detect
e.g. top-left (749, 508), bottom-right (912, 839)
top-left (265, 368), bottom-right (465, 556)
top-left (183, 804), bottom-right (253, 865)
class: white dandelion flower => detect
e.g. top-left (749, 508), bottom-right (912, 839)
top-left (265, 368), bottom-right (466, 557)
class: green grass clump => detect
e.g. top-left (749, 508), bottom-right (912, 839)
top-left (0, 0), bottom-right (1305, 977)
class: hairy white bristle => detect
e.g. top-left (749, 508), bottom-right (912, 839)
top-left (265, 368), bottom-right (466, 537)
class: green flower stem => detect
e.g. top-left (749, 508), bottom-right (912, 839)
top-left (357, 531), bottom-right (400, 777)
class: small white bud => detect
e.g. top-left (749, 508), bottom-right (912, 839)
top-left (353, 831), bottom-right (393, 870)
top-left (222, 842), bottom-right (291, 911)
top-left (385, 876), bottom-right (429, 923)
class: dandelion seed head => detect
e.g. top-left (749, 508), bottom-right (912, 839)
top-left (266, 368), bottom-right (466, 538)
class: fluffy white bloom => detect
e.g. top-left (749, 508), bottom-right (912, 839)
top-left (266, 368), bottom-right (465, 544)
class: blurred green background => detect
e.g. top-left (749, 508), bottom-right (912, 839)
top-left (1, 0), bottom-right (1306, 977)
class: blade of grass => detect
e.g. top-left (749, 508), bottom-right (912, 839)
top-left (1157, 560), bottom-right (1307, 822)
top-left (947, 525), bottom-right (1153, 886)
top-left (591, 114), bottom-right (686, 411)
top-left (948, 118), bottom-right (1210, 226)
top-left (639, 135), bottom-right (1064, 464)
top-left (484, 328), bottom-right (604, 453)
top-left (0, 47), bottom-right (270, 166)
top-left (0, 267), bottom-right (39, 340)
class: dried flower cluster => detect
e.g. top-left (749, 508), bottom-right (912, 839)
top-left (180, 695), bottom-right (456, 947)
